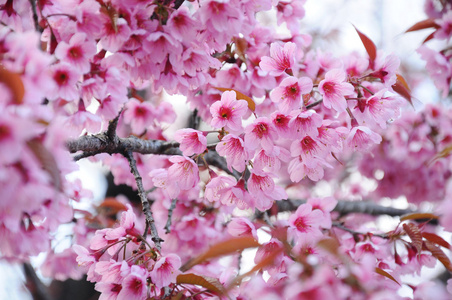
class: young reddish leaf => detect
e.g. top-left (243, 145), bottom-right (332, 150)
top-left (400, 213), bottom-right (439, 222)
top-left (375, 268), bottom-right (401, 286)
top-left (405, 18), bottom-right (440, 33)
top-left (214, 87), bottom-right (256, 111)
top-left (392, 74), bottom-right (414, 106)
top-left (180, 236), bottom-right (260, 272)
top-left (317, 237), bottom-right (341, 256)
top-left (403, 223), bottom-right (423, 253)
top-left (27, 139), bottom-right (62, 191)
top-left (176, 273), bottom-right (227, 296)
top-left (353, 26), bottom-right (377, 64)
top-left (424, 241), bottom-right (452, 272)
top-left (422, 31), bottom-right (436, 44)
top-left (422, 232), bottom-right (451, 249)
top-left (428, 144), bottom-right (452, 166)
top-left (232, 247), bottom-right (283, 287)
top-left (98, 197), bottom-right (128, 215)
top-left (0, 65), bottom-right (25, 104)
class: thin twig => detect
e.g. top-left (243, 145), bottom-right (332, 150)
top-left (306, 99), bottom-right (323, 109)
top-left (28, 0), bottom-right (42, 32)
top-left (332, 221), bottom-right (388, 239)
top-left (23, 263), bottom-right (53, 300)
top-left (124, 150), bottom-right (163, 250)
top-left (164, 198), bottom-right (178, 234)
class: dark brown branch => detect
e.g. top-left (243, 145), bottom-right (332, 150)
top-left (164, 198), bottom-right (177, 234)
top-left (66, 134), bottom-right (180, 157)
top-left (124, 150), bottom-right (163, 250)
top-left (306, 99), bottom-right (323, 109)
top-left (23, 263), bottom-right (53, 300)
top-left (173, 0), bottom-right (185, 9)
top-left (68, 134), bottom-right (430, 221)
top-left (332, 221), bottom-right (388, 239)
top-left (28, 0), bottom-right (42, 32)
top-left (274, 199), bottom-right (437, 224)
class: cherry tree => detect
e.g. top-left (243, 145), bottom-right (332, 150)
top-left (1, 0), bottom-right (452, 299)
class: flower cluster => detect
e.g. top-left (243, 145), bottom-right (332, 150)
top-left (1, 0), bottom-right (452, 299)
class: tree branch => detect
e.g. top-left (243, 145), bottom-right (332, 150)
top-left (164, 198), bottom-right (177, 234)
top-left (23, 263), bottom-right (53, 300)
top-left (124, 150), bottom-right (163, 250)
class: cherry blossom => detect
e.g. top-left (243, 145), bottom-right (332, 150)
top-left (210, 91), bottom-right (249, 132)
top-left (318, 69), bottom-right (355, 112)
top-left (259, 42), bottom-right (297, 76)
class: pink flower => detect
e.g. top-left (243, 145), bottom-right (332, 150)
top-left (54, 32), bottom-right (96, 74)
top-left (219, 179), bottom-right (254, 210)
top-left (150, 254), bottom-right (181, 289)
top-left (149, 168), bottom-right (180, 199)
top-left (247, 170), bottom-right (287, 211)
top-left (259, 42), bottom-right (297, 76)
top-left (289, 109), bottom-right (323, 138)
top-left (95, 282), bottom-right (122, 300)
top-left (254, 238), bottom-right (284, 266)
top-left (271, 112), bottom-right (292, 138)
top-left (254, 147), bottom-right (289, 173)
top-left (352, 89), bottom-right (403, 129)
top-left (117, 265), bottom-right (148, 299)
top-left (435, 10), bottom-right (452, 40)
top-left (318, 69), bottom-right (354, 112)
top-left (288, 156), bottom-right (331, 182)
top-left (290, 135), bottom-right (328, 168)
top-left (100, 17), bottom-right (132, 52)
top-left (307, 197), bottom-right (337, 229)
top-left (123, 99), bottom-right (155, 134)
top-left (210, 91), bottom-right (248, 132)
top-left (168, 156), bottom-right (199, 190)
top-left (288, 203), bottom-right (324, 243)
top-left (48, 62), bottom-right (81, 101)
top-left (166, 6), bottom-right (198, 42)
top-left (216, 134), bottom-right (253, 172)
top-left (270, 76), bottom-right (313, 113)
top-left (244, 117), bottom-right (278, 152)
top-left (345, 126), bottom-right (382, 152)
top-left (204, 175), bottom-right (236, 203)
top-left (370, 53), bottom-right (400, 87)
top-left (227, 217), bottom-right (258, 240)
top-left (174, 129), bottom-right (207, 156)
top-left (417, 45), bottom-right (452, 98)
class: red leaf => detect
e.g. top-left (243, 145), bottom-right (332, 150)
top-left (392, 74), bottom-right (413, 106)
top-left (400, 213), bottom-right (439, 222)
top-left (0, 65), bottom-right (25, 104)
top-left (176, 273), bottom-right (226, 296)
top-left (375, 268), bottom-right (401, 286)
top-left (403, 223), bottom-right (423, 254)
top-left (423, 31), bottom-right (436, 44)
top-left (422, 232), bottom-right (451, 249)
top-left (424, 241), bottom-right (452, 272)
top-left (180, 236), bottom-right (259, 272)
top-left (405, 18), bottom-right (440, 33)
top-left (214, 87), bottom-right (256, 111)
top-left (353, 26), bottom-right (377, 65)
